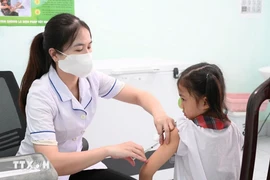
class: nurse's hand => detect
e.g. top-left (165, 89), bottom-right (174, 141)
top-left (106, 141), bottom-right (147, 166)
top-left (154, 114), bottom-right (176, 145)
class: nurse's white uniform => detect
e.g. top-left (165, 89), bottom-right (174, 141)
top-left (16, 66), bottom-right (125, 180)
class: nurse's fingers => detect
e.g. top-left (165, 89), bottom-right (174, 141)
top-left (124, 157), bottom-right (135, 166)
top-left (164, 125), bottom-right (171, 144)
top-left (131, 145), bottom-right (146, 160)
top-left (129, 151), bottom-right (147, 162)
top-left (127, 142), bottom-right (147, 161)
top-left (109, 141), bottom-right (147, 162)
top-left (165, 119), bottom-right (177, 144)
top-left (168, 119), bottom-right (176, 130)
top-left (155, 124), bottom-right (164, 145)
top-left (159, 133), bottom-right (164, 145)
top-left (132, 143), bottom-right (145, 153)
top-left (156, 124), bottom-right (163, 137)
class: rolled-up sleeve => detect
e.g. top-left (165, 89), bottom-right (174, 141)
top-left (176, 113), bottom-right (190, 156)
top-left (26, 87), bottom-right (57, 146)
top-left (96, 71), bottom-right (125, 99)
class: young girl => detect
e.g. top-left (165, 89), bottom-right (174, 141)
top-left (139, 62), bottom-right (244, 180)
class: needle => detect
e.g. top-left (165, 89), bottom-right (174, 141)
top-left (131, 142), bottom-right (160, 161)
top-left (144, 142), bottom-right (159, 153)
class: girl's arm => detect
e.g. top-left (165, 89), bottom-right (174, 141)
top-left (139, 128), bottom-right (180, 180)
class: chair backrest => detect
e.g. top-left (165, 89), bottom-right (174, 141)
top-left (240, 77), bottom-right (270, 180)
top-left (0, 71), bottom-right (26, 158)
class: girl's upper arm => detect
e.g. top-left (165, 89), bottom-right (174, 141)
top-left (139, 128), bottom-right (180, 180)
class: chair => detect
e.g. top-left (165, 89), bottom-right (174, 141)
top-left (240, 77), bottom-right (270, 180)
top-left (82, 136), bottom-right (89, 151)
top-left (0, 71), bottom-right (89, 156)
top-left (0, 71), bottom-right (26, 157)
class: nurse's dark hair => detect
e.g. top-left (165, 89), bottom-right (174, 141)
top-left (19, 13), bottom-right (91, 114)
top-left (177, 62), bottom-right (227, 119)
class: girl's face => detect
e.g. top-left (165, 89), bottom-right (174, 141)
top-left (178, 84), bottom-right (209, 119)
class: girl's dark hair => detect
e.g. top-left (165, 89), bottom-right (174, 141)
top-left (19, 13), bottom-right (91, 114)
top-left (177, 62), bottom-right (227, 119)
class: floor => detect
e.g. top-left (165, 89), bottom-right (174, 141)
top-left (253, 136), bottom-right (270, 180)
top-left (132, 136), bottom-right (270, 180)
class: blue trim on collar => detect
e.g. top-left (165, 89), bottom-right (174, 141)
top-left (84, 97), bottom-right (92, 109)
top-left (48, 66), bottom-right (92, 114)
top-left (48, 66), bottom-right (72, 102)
top-left (72, 108), bottom-right (87, 114)
top-left (49, 76), bottom-right (63, 102)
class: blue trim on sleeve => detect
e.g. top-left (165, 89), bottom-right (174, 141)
top-left (101, 79), bottom-right (117, 98)
top-left (30, 131), bottom-right (55, 134)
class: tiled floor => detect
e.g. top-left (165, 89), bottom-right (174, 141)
top-left (254, 136), bottom-right (270, 180)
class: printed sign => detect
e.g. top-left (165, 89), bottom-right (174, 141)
top-left (0, 0), bottom-right (74, 26)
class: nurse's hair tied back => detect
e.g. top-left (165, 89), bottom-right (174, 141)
top-left (19, 13), bottom-right (91, 115)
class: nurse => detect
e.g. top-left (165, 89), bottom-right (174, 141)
top-left (17, 13), bottom-right (175, 180)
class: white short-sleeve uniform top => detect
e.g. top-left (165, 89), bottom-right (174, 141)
top-left (16, 66), bottom-right (125, 180)
top-left (174, 112), bottom-right (244, 180)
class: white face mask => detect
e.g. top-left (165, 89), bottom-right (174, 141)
top-left (57, 50), bottom-right (93, 78)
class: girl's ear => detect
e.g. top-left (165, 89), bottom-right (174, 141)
top-left (202, 96), bottom-right (209, 110)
